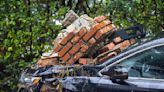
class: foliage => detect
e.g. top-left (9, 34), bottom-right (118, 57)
top-left (0, 0), bottom-right (163, 91)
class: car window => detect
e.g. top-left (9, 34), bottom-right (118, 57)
top-left (117, 45), bottom-right (164, 79)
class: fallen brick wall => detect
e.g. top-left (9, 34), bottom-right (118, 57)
top-left (51, 15), bottom-right (115, 64)
top-left (37, 11), bottom-right (138, 67)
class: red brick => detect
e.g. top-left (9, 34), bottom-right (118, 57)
top-left (78, 27), bottom-right (88, 38)
top-left (113, 36), bottom-right (122, 44)
top-left (83, 20), bottom-right (111, 41)
top-left (79, 58), bottom-right (93, 65)
top-left (54, 44), bottom-right (62, 53)
top-left (71, 35), bottom-right (80, 44)
top-left (94, 16), bottom-right (107, 23)
top-left (96, 20), bottom-right (112, 30)
top-left (58, 42), bottom-right (72, 57)
top-left (66, 58), bottom-right (74, 64)
top-left (78, 40), bottom-right (84, 46)
top-left (95, 24), bottom-right (114, 39)
top-left (80, 44), bottom-right (88, 53)
top-left (62, 53), bottom-right (70, 62)
top-left (88, 37), bottom-right (96, 46)
top-left (79, 58), bottom-right (87, 65)
top-left (73, 52), bottom-right (82, 61)
top-left (60, 32), bottom-right (74, 45)
top-left (120, 40), bottom-right (130, 50)
top-left (104, 24), bottom-right (115, 33)
top-left (99, 42), bottom-right (115, 53)
top-left (83, 27), bottom-right (97, 41)
top-left (69, 43), bottom-right (81, 55)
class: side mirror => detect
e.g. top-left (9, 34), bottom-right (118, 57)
top-left (101, 65), bottom-right (128, 80)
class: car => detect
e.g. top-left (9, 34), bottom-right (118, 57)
top-left (18, 37), bottom-right (164, 92)
top-left (61, 37), bottom-right (164, 92)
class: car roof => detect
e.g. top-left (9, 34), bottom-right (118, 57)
top-left (98, 38), bottom-right (164, 67)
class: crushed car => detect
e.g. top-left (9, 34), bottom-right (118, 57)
top-left (17, 10), bottom-right (164, 92)
top-left (18, 38), bottom-right (164, 92)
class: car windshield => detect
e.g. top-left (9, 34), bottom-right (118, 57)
top-left (118, 45), bottom-right (164, 79)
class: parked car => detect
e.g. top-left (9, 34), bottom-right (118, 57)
top-left (18, 38), bottom-right (164, 92)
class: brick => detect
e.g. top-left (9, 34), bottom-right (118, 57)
top-left (95, 24), bottom-right (114, 39)
top-left (73, 18), bottom-right (91, 31)
top-left (104, 24), bottom-right (115, 33)
top-left (78, 27), bottom-right (88, 37)
top-left (79, 58), bottom-right (93, 65)
top-left (98, 52), bottom-right (117, 63)
top-left (94, 16), bottom-right (107, 23)
top-left (54, 44), bottom-right (62, 53)
top-left (96, 20), bottom-right (112, 30)
top-left (79, 40), bottom-right (85, 45)
top-left (67, 58), bottom-right (74, 64)
top-left (60, 32), bottom-right (74, 45)
top-left (71, 35), bottom-right (80, 44)
top-left (41, 56), bottom-right (58, 60)
top-left (120, 40), bottom-right (130, 50)
top-left (50, 52), bottom-right (58, 58)
top-left (99, 42), bottom-right (115, 53)
top-left (71, 28), bottom-right (87, 44)
top-left (113, 36), bottom-right (122, 44)
top-left (73, 52), bottom-right (82, 61)
top-left (83, 27), bottom-right (97, 41)
top-left (80, 44), bottom-right (89, 53)
top-left (83, 20), bottom-right (111, 41)
top-left (37, 57), bottom-right (58, 67)
top-left (78, 40), bottom-right (84, 45)
top-left (69, 43), bottom-right (81, 55)
top-left (62, 53), bottom-right (70, 62)
top-left (58, 42), bottom-right (72, 57)
top-left (79, 58), bottom-right (87, 65)
top-left (62, 10), bottom-right (79, 27)
top-left (88, 37), bottom-right (96, 46)
top-left (130, 38), bottom-right (136, 45)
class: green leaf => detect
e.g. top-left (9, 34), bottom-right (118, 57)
top-left (136, 0), bottom-right (141, 4)
top-left (18, 60), bottom-right (27, 68)
top-left (8, 47), bottom-right (13, 51)
top-left (5, 52), bottom-right (11, 60)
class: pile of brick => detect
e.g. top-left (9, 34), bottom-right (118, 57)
top-left (37, 10), bottom-right (136, 67)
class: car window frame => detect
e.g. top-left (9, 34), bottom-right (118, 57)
top-left (99, 43), bottom-right (164, 81)
top-left (99, 38), bottom-right (164, 67)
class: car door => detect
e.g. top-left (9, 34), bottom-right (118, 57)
top-left (99, 44), bottom-right (164, 92)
